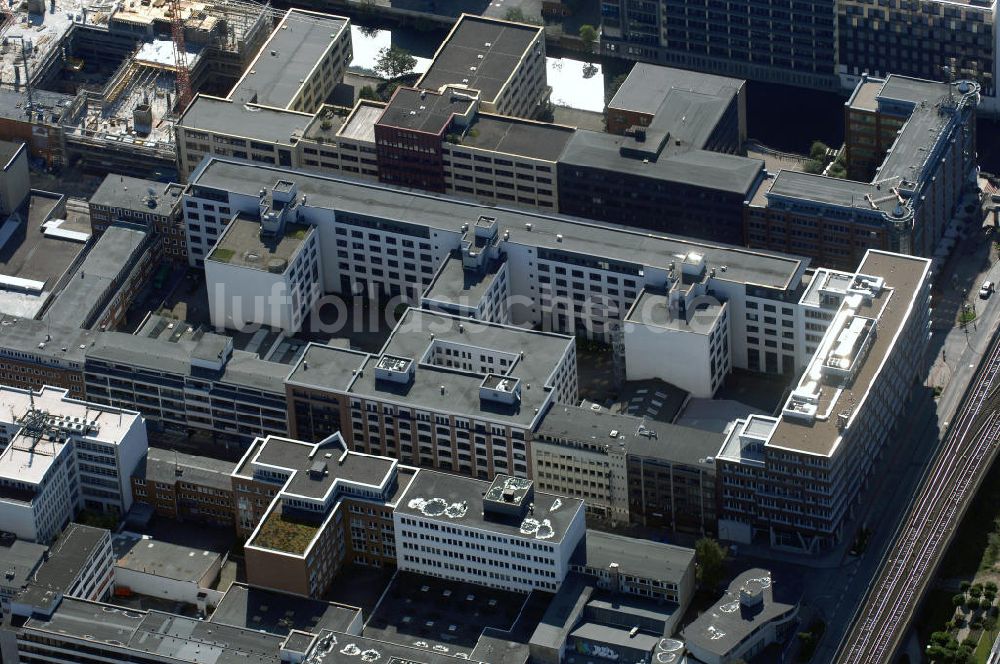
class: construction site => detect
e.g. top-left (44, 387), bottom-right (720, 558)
top-left (0, 0), bottom-right (277, 175)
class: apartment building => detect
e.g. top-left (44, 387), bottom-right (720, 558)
top-left (286, 308), bottom-right (578, 479)
top-left (532, 404), bottom-right (722, 534)
top-left (174, 8), bottom-right (353, 179)
top-left (83, 320), bottom-right (289, 442)
top-left (0, 386), bottom-right (146, 542)
top-left (131, 449), bottom-right (237, 527)
top-left (599, 0), bottom-right (839, 90)
top-left (0, 316), bottom-right (96, 399)
top-left (746, 75), bottom-right (980, 269)
top-left (417, 14), bottom-right (549, 120)
top-left (395, 471), bottom-right (586, 593)
top-left (717, 251), bottom-right (932, 552)
top-left (89, 175), bottom-right (187, 264)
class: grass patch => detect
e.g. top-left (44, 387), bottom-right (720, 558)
top-left (253, 510), bottom-right (318, 554)
top-left (960, 309), bottom-right (979, 325)
top-left (211, 248), bottom-right (235, 263)
top-left (976, 627), bottom-right (998, 663)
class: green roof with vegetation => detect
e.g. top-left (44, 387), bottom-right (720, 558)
top-left (253, 509), bottom-right (319, 555)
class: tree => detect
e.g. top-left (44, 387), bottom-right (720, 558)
top-left (953, 593), bottom-right (967, 608)
top-left (961, 580), bottom-right (972, 592)
top-left (809, 140), bottom-right (831, 161)
top-left (578, 24), bottom-right (598, 53)
top-left (374, 45), bottom-right (417, 80)
top-left (504, 6), bottom-right (526, 21)
top-left (695, 537), bottom-right (727, 591)
top-left (606, 72), bottom-right (629, 103)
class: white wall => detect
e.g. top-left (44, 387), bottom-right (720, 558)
top-left (624, 322), bottom-right (716, 398)
top-left (206, 259), bottom-right (293, 333)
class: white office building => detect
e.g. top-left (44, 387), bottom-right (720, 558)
top-left (0, 386), bottom-right (147, 543)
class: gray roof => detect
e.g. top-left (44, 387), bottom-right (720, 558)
top-left (180, 95), bottom-right (311, 145)
top-left (458, 114), bottom-right (573, 161)
top-left (0, 316), bottom-right (98, 365)
top-left (13, 524), bottom-right (107, 611)
top-left (192, 158), bottom-right (807, 292)
top-left (570, 621), bottom-right (659, 651)
top-left (422, 255), bottom-right (502, 308)
top-left (378, 86), bottom-right (474, 134)
top-left (210, 583), bottom-right (359, 635)
top-left (286, 342), bottom-right (368, 390)
top-left (208, 215), bottom-right (312, 271)
top-left (138, 448), bottom-right (235, 491)
top-left (230, 10), bottom-right (348, 110)
top-left (560, 131), bottom-right (763, 195)
top-left (113, 533), bottom-right (221, 583)
top-left (90, 175), bottom-right (181, 217)
top-left (24, 597), bottom-right (285, 664)
top-left (529, 573), bottom-right (594, 651)
top-left (344, 308), bottom-right (573, 427)
top-left (418, 15), bottom-right (541, 103)
top-left (397, 470), bottom-right (584, 544)
top-left (0, 140), bottom-right (24, 170)
top-left (0, 88), bottom-right (73, 125)
top-left (609, 63), bottom-right (743, 116)
top-left (572, 530), bottom-right (694, 585)
top-left (235, 435), bottom-right (396, 500)
top-left (0, 539), bottom-right (47, 592)
top-left (43, 224), bottom-right (150, 329)
top-left (682, 569), bottom-right (799, 658)
top-left (536, 405), bottom-right (723, 468)
top-left (308, 630), bottom-right (489, 664)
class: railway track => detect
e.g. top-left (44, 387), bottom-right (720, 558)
top-left (836, 333), bottom-right (1000, 662)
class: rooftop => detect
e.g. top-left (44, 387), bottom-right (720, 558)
top-left (0, 141), bottom-right (24, 170)
top-left (0, 538), bottom-right (47, 592)
top-left (572, 530), bottom-right (694, 583)
top-left (180, 95), bottom-right (311, 145)
top-left (306, 630), bottom-right (490, 664)
top-left (768, 251), bottom-right (930, 456)
top-left (210, 583), bottom-right (359, 635)
top-left (626, 288), bottom-right (726, 335)
top-left (113, 533), bottom-right (221, 583)
top-left (337, 102), bottom-right (383, 143)
top-left (230, 10), bottom-right (349, 110)
top-left (535, 405), bottom-right (721, 468)
top-left (12, 524), bottom-right (108, 611)
top-left (90, 175), bottom-right (182, 218)
top-left (682, 569), bottom-right (798, 658)
top-left (422, 255), bottom-right (503, 308)
top-left (397, 470), bottom-right (584, 544)
top-left (42, 224), bottom-right (150, 329)
top-left (456, 113), bottom-right (573, 161)
top-left (208, 214), bottom-right (312, 270)
top-left (378, 86), bottom-right (474, 134)
top-left (191, 158), bottom-right (807, 292)
top-left (286, 342), bottom-right (368, 391)
top-left (418, 14), bottom-right (541, 103)
top-left (137, 448), bottom-right (235, 491)
top-left (251, 506), bottom-right (320, 554)
top-left (608, 63), bottom-right (743, 116)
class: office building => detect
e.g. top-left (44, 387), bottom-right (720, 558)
top-left (716, 251), bottom-right (931, 552)
top-left (0, 142), bottom-right (29, 216)
top-left (683, 569), bottom-right (799, 663)
top-left (175, 9), bottom-right (353, 179)
top-left (89, 175), bottom-right (187, 264)
top-left (84, 322), bottom-right (289, 443)
top-left (131, 449), bottom-right (237, 527)
top-left (0, 386), bottom-right (146, 543)
top-left (599, 0), bottom-right (839, 90)
top-left (746, 75), bottom-right (980, 269)
top-left (532, 404), bottom-right (722, 533)
top-left (286, 308), bottom-right (578, 479)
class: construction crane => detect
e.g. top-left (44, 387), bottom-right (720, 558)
top-left (170, 0), bottom-right (192, 112)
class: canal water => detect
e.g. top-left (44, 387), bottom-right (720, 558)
top-left (348, 23), bottom-right (1000, 169)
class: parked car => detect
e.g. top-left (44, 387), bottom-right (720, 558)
top-left (979, 280), bottom-right (994, 299)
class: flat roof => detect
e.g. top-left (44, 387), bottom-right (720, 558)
top-left (138, 449), bottom-right (235, 491)
top-left (570, 621), bottom-right (659, 651)
top-left (458, 113), bottom-right (572, 161)
top-left (235, 435), bottom-right (396, 500)
top-left (0, 140), bottom-right (23, 169)
top-left (308, 630), bottom-right (490, 664)
top-left (42, 224), bottom-right (149, 329)
top-left (114, 533), bottom-right (221, 584)
top-left (338, 102), bottom-right (383, 143)
top-left (210, 583), bottom-right (359, 635)
top-left (286, 342), bottom-right (368, 390)
top-left (418, 15), bottom-right (541, 103)
top-left (180, 95), bottom-right (311, 145)
top-left (572, 530), bottom-right (693, 584)
top-left (608, 63), bottom-right (743, 115)
top-left (422, 255), bottom-right (502, 307)
top-left (230, 10), bottom-right (348, 110)
top-left (626, 288), bottom-right (725, 334)
top-left (682, 569), bottom-right (798, 657)
top-left (192, 159), bottom-right (807, 292)
top-left (768, 251), bottom-right (930, 456)
top-left (1, 539), bottom-right (46, 591)
top-left (343, 309), bottom-right (573, 427)
top-left (208, 214), bottom-right (312, 270)
top-left (560, 131), bottom-right (764, 195)
top-left (90, 175), bottom-right (181, 217)
top-left (535, 405), bottom-right (721, 468)
top-left (378, 86), bottom-right (474, 134)
top-left (13, 525), bottom-right (108, 611)
top-left (396, 470), bottom-right (584, 544)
